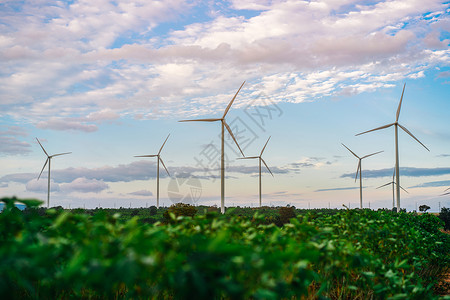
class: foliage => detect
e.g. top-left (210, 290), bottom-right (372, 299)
top-left (1, 197), bottom-right (449, 299)
top-left (163, 203), bottom-right (197, 223)
top-left (419, 205), bottom-right (431, 212)
top-left (439, 207), bottom-right (450, 231)
top-left (278, 206), bottom-right (296, 225)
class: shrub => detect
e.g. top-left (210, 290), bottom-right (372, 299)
top-left (278, 206), bottom-right (296, 225)
top-left (439, 207), bottom-right (450, 231)
top-left (163, 203), bottom-right (197, 223)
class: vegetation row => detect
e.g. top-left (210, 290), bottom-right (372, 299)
top-left (1, 198), bottom-right (450, 299)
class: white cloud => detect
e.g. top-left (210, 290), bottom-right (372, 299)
top-left (0, 0), bottom-right (449, 128)
top-left (26, 178), bottom-right (60, 193)
top-left (61, 177), bottom-right (109, 193)
top-left (128, 190), bottom-right (153, 197)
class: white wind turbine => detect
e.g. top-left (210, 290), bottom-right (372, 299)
top-left (238, 136), bottom-right (273, 207)
top-left (356, 83), bottom-right (429, 210)
top-left (179, 81), bottom-right (246, 214)
top-left (134, 134), bottom-right (170, 209)
top-left (342, 143), bottom-right (383, 209)
top-left (376, 168), bottom-right (408, 209)
top-left (36, 138), bottom-right (71, 208)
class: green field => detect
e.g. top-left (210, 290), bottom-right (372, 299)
top-left (1, 198), bottom-right (449, 299)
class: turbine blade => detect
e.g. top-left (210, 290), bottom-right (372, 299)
top-left (224, 120), bottom-right (245, 156)
top-left (442, 192), bottom-right (450, 196)
top-left (36, 138), bottom-right (49, 157)
top-left (397, 124), bottom-right (430, 151)
top-left (260, 136), bottom-right (271, 156)
top-left (376, 182), bottom-right (392, 189)
top-left (341, 143), bottom-right (359, 158)
top-left (261, 158), bottom-right (273, 177)
top-left (38, 158), bottom-right (49, 180)
top-left (399, 185), bottom-right (409, 194)
top-left (134, 154), bottom-right (158, 158)
top-left (158, 134), bottom-right (170, 155)
top-left (444, 187), bottom-right (450, 192)
top-left (222, 81), bottom-right (245, 118)
top-left (396, 83), bottom-right (406, 122)
top-left (51, 152), bottom-right (72, 157)
top-left (179, 118), bottom-right (221, 122)
top-left (355, 160), bottom-right (361, 182)
top-left (355, 123), bottom-right (395, 136)
top-left (159, 157), bottom-right (170, 177)
top-left (237, 156), bottom-right (259, 159)
top-left (361, 150), bottom-right (384, 159)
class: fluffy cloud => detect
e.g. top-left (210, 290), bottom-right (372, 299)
top-left (26, 179), bottom-right (60, 193)
top-left (0, 126), bottom-right (31, 155)
top-left (61, 177), bottom-right (109, 193)
top-left (0, 0), bottom-right (448, 129)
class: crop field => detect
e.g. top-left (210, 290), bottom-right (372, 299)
top-left (1, 198), bottom-right (450, 299)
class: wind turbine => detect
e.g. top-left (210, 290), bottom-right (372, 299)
top-left (342, 143), bottom-right (383, 208)
top-left (36, 138), bottom-right (71, 208)
top-left (134, 134), bottom-right (170, 209)
top-left (356, 83), bottom-right (429, 210)
top-left (376, 168), bottom-right (408, 209)
top-left (179, 81), bottom-right (246, 214)
top-left (238, 136), bottom-right (273, 207)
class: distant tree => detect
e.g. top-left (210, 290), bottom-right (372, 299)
top-left (163, 203), bottom-right (197, 223)
top-left (419, 205), bottom-right (431, 212)
top-left (278, 206), bottom-right (296, 225)
top-left (439, 207), bottom-right (450, 231)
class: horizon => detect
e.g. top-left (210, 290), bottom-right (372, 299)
top-left (0, 0), bottom-right (449, 212)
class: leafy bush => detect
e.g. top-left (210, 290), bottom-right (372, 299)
top-left (278, 206), bottom-right (296, 224)
top-left (1, 197), bottom-right (449, 299)
top-left (439, 207), bottom-right (450, 231)
top-left (163, 203), bottom-right (197, 223)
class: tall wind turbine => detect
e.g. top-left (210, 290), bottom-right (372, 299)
top-left (356, 83), bottom-right (429, 210)
top-left (376, 168), bottom-right (408, 209)
top-left (179, 81), bottom-right (246, 214)
top-left (238, 136), bottom-right (273, 207)
top-left (36, 138), bottom-right (71, 208)
top-left (134, 134), bottom-right (170, 209)
top-left (342, 143), bottom-right (383, 208)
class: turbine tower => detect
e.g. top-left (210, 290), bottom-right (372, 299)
top-left (376, 168), bottom-right (408, 209)
top-left (36, 138), bottom-right (71, 208)
top-left (179, 82), bottom-right (246, 214)
top-left (135, 134), bottom-right (170, 209)
top-left (342, 143), bottom-right (383, 208)
top-left (356, 83), bottom-right (429, 210)
top-left (238, 136), bottom-right (273, 207)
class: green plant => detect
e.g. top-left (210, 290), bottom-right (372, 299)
top-left (439, 207), bottom-right (450, 231)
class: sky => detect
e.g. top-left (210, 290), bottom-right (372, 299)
top-left (0, 0), bottom-right (449, 211)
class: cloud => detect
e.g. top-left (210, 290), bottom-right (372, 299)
top-left (26, 179), bottom-right (60, 193)
top-left (437, 71), bottom-right (450, 78)
top-left (61, 177), bottom-right (109, 193)
top-left (0, 136), bottom-right (32, 155)
top-left (0, 0), bottom-right (449, 127)
top-left (128, 190), bottom-right (153, 197)
top-left (341, 167), bottom-right (450, 179)
top-left (315, 187), bottom-right (360, 192)
top-left (408, 180), bottom-right (450, 189)
top-left (36, 118), bottom-right (98, 132)
top-left (0, 126), bottom-right (31, 155)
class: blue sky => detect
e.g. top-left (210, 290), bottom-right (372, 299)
top-left (0, 0), bottom-right (449, 211)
